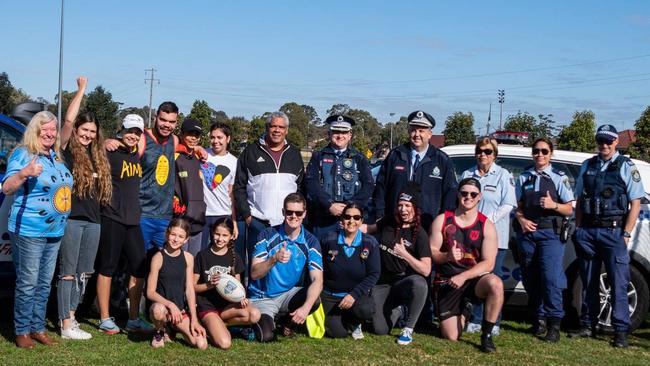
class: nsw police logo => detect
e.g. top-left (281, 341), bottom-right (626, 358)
top-left (337, 116), bottom-right (344, 122)
top-left (342, 171), bottom-right (353, 181)
top-left (432, 166), bottom-right (440, 177)
top-left (632, 169), bottom-right (641, 183)
top-left (416, 111), bottom-right (424, 118)
top-left (343, 159), bottom-right (353, 168)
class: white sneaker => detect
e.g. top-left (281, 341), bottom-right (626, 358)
top-left (397, 327), bottom-right (413, 345)
top-left (61, 323), bottom-right (92, 340)
top-left (351, 324), bottom-right (364, 340)
top-left (465, 322), bottom-right (482, 334)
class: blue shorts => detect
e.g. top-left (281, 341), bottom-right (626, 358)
top-left (140, 217), bottom-right (170, 251)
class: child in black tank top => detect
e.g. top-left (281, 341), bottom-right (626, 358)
top-left (193, 218), bottom-right (260, 349)
top-left (146, 219), bottom-right (208, 349)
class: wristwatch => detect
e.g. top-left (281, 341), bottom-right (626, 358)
top-left (622, 231), bottom-right (632, 238)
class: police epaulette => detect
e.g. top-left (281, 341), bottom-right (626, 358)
top-left (551, 167), bottom-right (566, 176)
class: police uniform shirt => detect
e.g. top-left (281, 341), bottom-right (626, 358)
top-left (461, 163), bottom-right (517, 249)
top-left (410, 148), bottom-right (427, 180)
top-left (516, 165), bottom-right (575, 205)
top-left (574, 151), bottom-right (645, 202)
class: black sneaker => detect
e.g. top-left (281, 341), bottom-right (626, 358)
top-left (480, 334), bottom-right (497, 353)
top-left (531, 319), bottom-right (547, 337)
top-left (612, 332), bottom-right (628, 348)
top-left (568, 326), bottom-right (594, 338)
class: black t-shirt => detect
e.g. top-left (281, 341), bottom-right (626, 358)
top-left (63, 146), bottom-right (101, 223)
top-left (194, 248), bottom-right (245, 311)
top-left (374, 219), bottom-right (431, 284)
top-left (101, 145), bottom-right (142, 225)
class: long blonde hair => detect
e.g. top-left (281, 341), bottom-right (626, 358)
top-left (69, 112), bottom-right (112, 206)
top-left (21, 111), bottom-right (61, 156)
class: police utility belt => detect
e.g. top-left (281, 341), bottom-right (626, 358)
top-left (581, 215), bottom-right (624, 229)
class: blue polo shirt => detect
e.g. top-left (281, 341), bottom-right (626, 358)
top-left (248, 224), bottom-right (323, 299)
top-left (4, 146), bottom-right (73, 237)
top-left (462, 163), bottom-right (517, 249)
top-left (574, 152), bottom-right (645, 201)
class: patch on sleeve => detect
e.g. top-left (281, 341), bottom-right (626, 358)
top-left (632, 169), bottom-right (641, 183)
top-left (562, 176), bottom-right (571, 189)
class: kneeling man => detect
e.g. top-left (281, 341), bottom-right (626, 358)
top-left (249, 193), bottom-right (323, 341)
top-left (430, 177), bottom-right (503, 352)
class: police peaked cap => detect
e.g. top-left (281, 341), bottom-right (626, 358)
top-left (325, 114), bottom-right (355, 132)
top-left (407, 110), bottom-right (435, 129)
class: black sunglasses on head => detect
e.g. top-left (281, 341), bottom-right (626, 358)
top-left (459, 191), bottom-right (479, 198)
top-left (475, 148), bottom-right (493, 156)
top-left (532, 148), bottom-right (550, 156)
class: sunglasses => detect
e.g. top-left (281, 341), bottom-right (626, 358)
top-left (596, 137), bottom-right (614, 146)
top-left (342, 214), bottom-right (362, 221)
top-left (475, 148), bottom-right (493, 156)
top-left (283, 209), bottom-right (304, 217)
top-left (459, 191), bottom-right (479, 198)
top-left (532, 148), bottom-right (550, 156)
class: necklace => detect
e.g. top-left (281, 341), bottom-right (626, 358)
top-left (210, 246), bottom-right (226, 256)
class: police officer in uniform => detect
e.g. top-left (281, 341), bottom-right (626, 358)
top-left (305, 115), bottom-right (374, 239)
top-left (373, 110), bottom-right (457, 232)
top-left (569, 125), bottom-right (645, 348)
top-left (515, 138), bottom-right (574, 343)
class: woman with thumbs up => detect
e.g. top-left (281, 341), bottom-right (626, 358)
top-left (514, 138), bottom-right (574, 343)
top-left (3, 111), bottom-right (73, 349)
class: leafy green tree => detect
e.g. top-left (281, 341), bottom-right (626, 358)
top-left (327, 103), bottom-right (350, 116)
top-left (47, 90), bottom-right (81, 119)
top-left (380, 116), bottom-right (409, 149)
top-left (503, 111), bottom-right (557, 144)
top-left (187, 99), bottom-right (215, 145)
top-left (0, 72), bottom-right (15, 115)
top-left (85, 86), bottom-right (119, 136)
top-left (228, 116), bottom-right (249, 156)
top-left (557, 110), bottom-right (596, 152)
top-left (443, 111), bottom-right (476, 146)
top-left (628, 106), bottom-right (650, 163)
top-left (280, 102), bottom-right (310, 149)
top-left (347, 108), bottom-right (382, 152)
top-left (247, 115), bottom-right (267, 144)
top-left (119, 106), bottom-right (149, 120)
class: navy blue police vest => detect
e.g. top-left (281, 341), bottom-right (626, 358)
top-left (521, 169), bottom-right (563, 225)
top-left (320, 147), bottom-right (361, 203)
top-left (580, 155), bottom-right (629, 219)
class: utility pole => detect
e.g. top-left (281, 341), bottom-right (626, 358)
top-left (56, 0), bottom-right (65, 126)
top-left (145, 68), bottom-right (159, 128)
top-left (389, 113), bottom-right (393, 150)
top-left (498, 89), bottom-right (505, 130)
top-left (486, 102), bottom-right (492, 136)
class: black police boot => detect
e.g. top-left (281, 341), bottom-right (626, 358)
top-left (568, 326), bottom-right (595, 338)
top-left (612, 332), bottom-right (628, 348)
top-left (531, 318), bottom-right (547, 337)
top-left (480, 333), bottom-right (497, 353)
top-left (544, 317), bottom-right (561, 343)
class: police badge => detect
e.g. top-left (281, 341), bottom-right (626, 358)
top-left (360, 247), bottom-right (370, 260)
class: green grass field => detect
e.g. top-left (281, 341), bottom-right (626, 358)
top-left (1, 316), bottom-right (650, 366)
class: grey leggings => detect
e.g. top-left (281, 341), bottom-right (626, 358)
top-left (370, 274), bottom-right (428, 334)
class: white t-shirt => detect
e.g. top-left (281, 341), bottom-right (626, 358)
top-left (201, 151), bottom-right (238, 217)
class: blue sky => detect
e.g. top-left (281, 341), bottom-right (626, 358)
top-left (2, 1), bottom-right (649, 134)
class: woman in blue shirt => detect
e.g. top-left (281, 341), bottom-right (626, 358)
top-left (320, 203), bottom-right (380, 339)
top-left (3, 111), bottom-right (73, 349)
top-left (461, 137), bottom-right (516, 335)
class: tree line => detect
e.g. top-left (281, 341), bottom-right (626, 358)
top-left (1, 72), bottom-right (649, 161)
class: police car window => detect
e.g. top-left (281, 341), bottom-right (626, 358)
top-left (449, 156), bottom-right (476, 180)
top-left (494, 157), bottom-right (531, 181)
top-left (0, 124), bottom-right (21, 173)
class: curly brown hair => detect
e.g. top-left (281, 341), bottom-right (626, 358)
top-left (69, 112), bottom-right (112, 206)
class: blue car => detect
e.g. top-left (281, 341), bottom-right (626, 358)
top-left (0, 113), bottom-right (26, 298)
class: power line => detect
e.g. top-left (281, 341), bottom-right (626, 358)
top-left (145, 68), bottom-right (159, 128)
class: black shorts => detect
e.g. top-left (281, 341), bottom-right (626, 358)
top-left (434, 275), bottom-right (487, 321)
top-left (97, 216), bottom-right (147, 278)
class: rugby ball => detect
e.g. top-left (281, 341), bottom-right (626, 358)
top-left (215, 273), bottom-right (246, 303)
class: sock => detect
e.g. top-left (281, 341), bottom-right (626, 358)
top-left (482, 320), bottom-right (496, 337)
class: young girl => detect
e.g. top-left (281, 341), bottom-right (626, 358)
top-left (194, 218), bottom-right (260, 349)
top-left (147, 219), bottom-right (208, 349)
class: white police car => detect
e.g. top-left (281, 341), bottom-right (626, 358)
top-left (442, 144), bottom-right (650, 331)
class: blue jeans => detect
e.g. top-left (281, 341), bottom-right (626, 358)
top-left (140, 217), bottom-right (170, 251)
top-left (574, 227), bottom-right (631, 332)
top-left (57, 220), bottom-right (101, 321)
top-left (469, 248), bottom-right (507, 325)
top-left (11, 233), bottom-right (62, 335)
